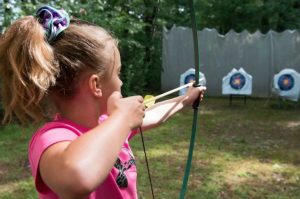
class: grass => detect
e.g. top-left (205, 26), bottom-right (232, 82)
top-left (0, 124), bottom-right (36, 198)
top-left (0, 97), bottom-right (300, 199)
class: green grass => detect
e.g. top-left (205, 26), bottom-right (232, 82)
top-left (0, 97), bottom-right (300, 199)
top-left (0, 124), bottom-right (36, 198)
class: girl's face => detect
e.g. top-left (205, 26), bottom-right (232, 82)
top-left (100, 44), bottom-right (123, 107)
top-left (105, 45), bottom-right (122, 92)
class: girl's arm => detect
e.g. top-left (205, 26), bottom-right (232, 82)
top-left (39, 93), bottom-right (145, 199)
top-left (141, 86), bottom-right (206, 131)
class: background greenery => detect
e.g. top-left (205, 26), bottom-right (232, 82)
top-left (1, 0), bottom-right (300, 95)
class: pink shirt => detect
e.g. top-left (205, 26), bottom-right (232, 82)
top-left (28, 115), bottom-right (138, 199)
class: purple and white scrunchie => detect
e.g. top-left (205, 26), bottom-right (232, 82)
top-left (36, 5), bottom-right (70, 42)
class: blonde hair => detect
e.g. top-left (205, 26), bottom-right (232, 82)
top-left (0, 16), bottom-right (117, 124)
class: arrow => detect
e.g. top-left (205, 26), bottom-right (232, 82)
top-left (144, 82), bottom-right (194, 107)
top-left (143, 77), bottom-right (205, 108)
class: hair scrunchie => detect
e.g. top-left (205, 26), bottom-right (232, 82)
top-left (36, 5), bottom-right (70, 42)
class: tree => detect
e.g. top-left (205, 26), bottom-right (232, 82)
top-left (1, 0), bottom-right (300, 95)
top-left (196, 0), bottom-right (300, 34)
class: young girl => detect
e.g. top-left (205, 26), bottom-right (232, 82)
top-left (0, 6), bottom-right (205, 199)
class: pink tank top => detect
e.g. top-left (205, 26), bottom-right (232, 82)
top-left (28, 115), bottom-right (138, 199)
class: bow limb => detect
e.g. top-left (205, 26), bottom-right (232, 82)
top-left (179, 0), bottom-right (200, 198)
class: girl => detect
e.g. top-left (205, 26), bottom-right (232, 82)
top-left (0, 5), bottom-right (205, 199)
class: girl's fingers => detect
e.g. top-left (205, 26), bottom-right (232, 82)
top-left (137, 96), bottom-right (144, 103)
top-left (199, 86), bottom-right (207, 92)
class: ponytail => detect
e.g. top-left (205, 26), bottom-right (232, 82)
top-left (0, 16), bottom-right (59, 124)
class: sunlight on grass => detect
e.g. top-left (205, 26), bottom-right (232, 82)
top-left (283, 121), bottom-right (300, 128)
top-left (136, 146), bottom-right (177, 158)
top-left (220, 158), bottom-right (300, 185)
top-left (0, 178), bottom-right (36, 199)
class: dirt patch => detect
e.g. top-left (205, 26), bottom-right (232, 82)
top-left (0, 163), bottom-right (10, 181)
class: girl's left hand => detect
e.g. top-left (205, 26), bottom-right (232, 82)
top-left (183, 86), bottom-right (206, 106)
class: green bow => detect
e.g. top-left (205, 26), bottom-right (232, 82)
top-left (179, 0), bottom-right (201, 198)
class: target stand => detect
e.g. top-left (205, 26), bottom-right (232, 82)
top-left (229, 94), bottom-right (247, 106)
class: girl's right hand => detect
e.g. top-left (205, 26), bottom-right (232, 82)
top-left (107, 91), bottom-right (145, 129)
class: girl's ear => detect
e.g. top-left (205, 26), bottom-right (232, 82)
top-left (88, 74), bottom-right (102, 97)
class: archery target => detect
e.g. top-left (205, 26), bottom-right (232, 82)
top-left (179, 68), bottom-right (206, 95)
top-left (184, 74), bottom-right (196, 84)
top-left (277, 74), bottom-right (294, 91)
top-left (273, 68), bottom-right (300, 101)
top-left (229, 73), bottom-right (246, 90)
top-left (222, 68), bottom-right (252, 95)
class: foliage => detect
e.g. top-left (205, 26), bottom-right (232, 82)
top-left (0, 0), bottom-right (163, 95)
top-left (196, 0), bottom-right (300, 34)
top-left (1, 0), bottom-right (300, 94)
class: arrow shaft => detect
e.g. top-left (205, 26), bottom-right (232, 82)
top-left (144, 82), bottom-right (193, 104)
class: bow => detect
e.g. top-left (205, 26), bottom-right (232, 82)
top-left (179, 0), bottom-right (201, 198)
top-left (140, 1), bottom-right (201, 198)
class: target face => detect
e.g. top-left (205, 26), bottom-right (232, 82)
top-left (278, 74), bottom-right (294, 91)
top-left (184, 74), bottom-right (195, 84)
top-left (229, 73), bottom-right (246, 90)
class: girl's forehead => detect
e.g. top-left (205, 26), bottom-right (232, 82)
top-left (103, 43), bottom-right (120, 75)
top-left (112, 46), bottom-right (121, 71)
top-left (100, 40), bottom-right (118, 64)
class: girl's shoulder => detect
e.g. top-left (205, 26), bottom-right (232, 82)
top-left (29, 117), bottom-right (89, 151)
top-left (28, 118), bottom-right (87, 194)
top-left (32, 114), bottom-right (90, 139)
top-left (32, 120), bottom-right (82, 140)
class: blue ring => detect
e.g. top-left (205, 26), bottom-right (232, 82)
top-left (230, 73), bottom-right (246, 90)
top-left (278, 74), bottom-right (294, 91)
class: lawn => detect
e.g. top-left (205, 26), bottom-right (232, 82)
top-left (0, 97), bottom-right (299, 199)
